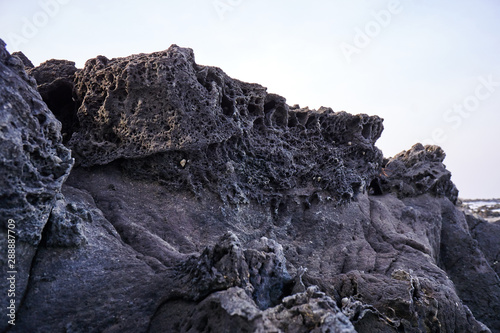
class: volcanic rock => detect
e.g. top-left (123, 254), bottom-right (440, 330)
top-left (0, 39), bottom-right (76, 332)
top-left (376, 143), bottom-right (459, 204)
top-left (68, 45), bottom-right (384, 206)
top-left (1, 39), bottom-right (500, 332)
top-left (11, 51), bottom-right (34, 69)
top-left (27, 59), bottom-right (79, 142)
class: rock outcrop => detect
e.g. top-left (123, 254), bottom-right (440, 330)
top-left (68, 45), bottom-right (384, 206)
top-left (0, 39), bottom-right (78, 333)
top-left (1, 39), bottom-right (500, 332)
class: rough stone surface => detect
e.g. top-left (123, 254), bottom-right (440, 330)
top-left (466, 214), bottom-right (500, 277)
top-left (460, 213), bottom-right (500, 327)
top-left (27, 59), bottom-right (79, 142)
top-left (11, 51), bottom-right (34, 69)
top-left (69, 45), bottom-right (384, 205)
top-left (0, 39), bottom-right (75, 332)
top-left (0, 40), bottom-right (74, 243)
top-left (2, 41), bottom-right (500, 332)
top-left (150, 286), bottom-right (356, 333)
top-left (376, 143), bottom-right (459, 204)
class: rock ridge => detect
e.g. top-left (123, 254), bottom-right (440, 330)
top-left (65, 45), bottom-right (384, 206)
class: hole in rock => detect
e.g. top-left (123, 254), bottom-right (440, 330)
top-left (40, 81), bottom-right (78, 143)
top-left (272, 107), bottom-right (288, 127)
top-left (263, 100), bottom-right (276, 113)
top-left (221, 95), bottom-right (233, 116)
top-left (247, 103), bottom-right (259, 116)
top-left (369, 178), bottom-right (383, 195)
top-left (361, 123), bottom-right (372, 140)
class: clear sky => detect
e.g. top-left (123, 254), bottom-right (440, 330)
top-left (1, 0), bottom-right (499, 199)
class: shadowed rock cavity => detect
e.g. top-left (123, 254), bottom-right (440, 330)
top-left (27, 59), bottom-right (79, 143)
top-left (1, 39), bottom-right (500, 332)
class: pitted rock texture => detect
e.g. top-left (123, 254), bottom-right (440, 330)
top-left (69, 45), bottom-right (384, 205)
top-left (0, 39), bottom-right (76, 333)
top-left (171, 232), bottom-right (292, 309)
top-left (2, 42), bottom-right (500, 332)
top-left (11, 51), bottom-right (34, 68)
top-left (376, 143), bottom-right (459, 204)
top-left (150, 286), bottom-right (356, 333)
top-left (0, 40), bottom-right (73, 244)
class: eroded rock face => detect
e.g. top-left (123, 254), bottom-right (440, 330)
top-left (0, 40), bottom-right (73, 244)
top-left (376, 143), bottom-right (459, 204)
top-left (68, 45), bottom-right (384, 205)
top-left (11, 51), bottom-right (34, 68)
top-left (2, 41), bottom-right (500, 332)
top-left (27, 59), bottom-right (79, 142)
top-left (150, 286), bottom-right (356, 333)
top-left (0, 39), bottom-right (77, 333)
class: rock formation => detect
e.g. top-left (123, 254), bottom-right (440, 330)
top-left (0, 39), bottom-right (83, 333)
top-left (1, 39), bottom-right (500, 332)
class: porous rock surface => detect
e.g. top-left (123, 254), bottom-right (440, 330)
top-left (68, 45), bottom-right (384, 205)
top-left (1, 40), bottom-right (500, 332)
top-left (0, 39), bottom-right (81, 333)
top-left (376, 143), bottom-right (459, 204)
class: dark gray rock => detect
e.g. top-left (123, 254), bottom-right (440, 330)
top-left (53, 165), bottom-right (491, 332)
top-left (460, 213), bottom-right (500, 327)
top-left (44, 196), bottom-right (88, 247)
top-left (2, 42), bottom-right (499, 332)
top-left (11, 51), bottom-right (34, 69)
top-left (150, 286), bottom-right (356, 333)
top-left (27, 59), bottom-right (79, 142)
top-left (68, 45), bottom-right (384, 206)
top-left (0, 39), bottom-right (75, 332)
top-left (466, 214), bottom-right (500, 277)
top-left (0, 39), bottom-right (73, 244)
top-left (376, 143), bottom-right (459, 204)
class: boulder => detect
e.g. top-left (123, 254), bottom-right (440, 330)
top-left (375, 143), bottom-right (459, 204)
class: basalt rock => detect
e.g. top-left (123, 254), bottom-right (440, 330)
top-left (11, 51), bottom-right (34, 69)
top-left (466, 214), bottom-right (500, 277)
top-left (459, 213), bottom-right (500, 328)
top-left (150, 286), bottom-right (356, 333)
top-left (0, 39), bottom-right (76, 332)
top-left (2, 40), bottom-right (500, 332)
top-left (0, 40), bottom-right (74, 244)
top-left (68, 45), bottom-right (384, 205)
top-left (375, 143), bottom-right (459, 204)
top-left (27, 59), bottom-right (79, 142)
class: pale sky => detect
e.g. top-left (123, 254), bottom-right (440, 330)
top-left (1, 0), bottom-right (499, 199)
